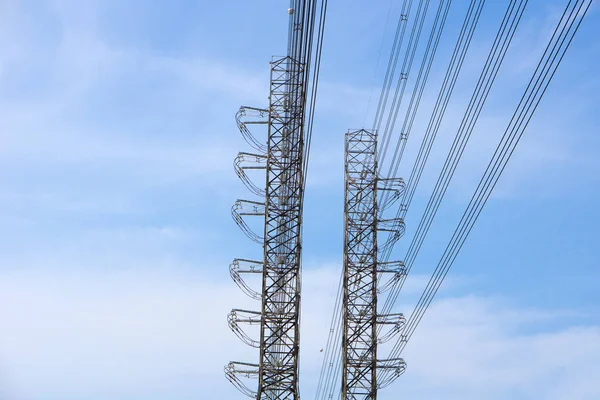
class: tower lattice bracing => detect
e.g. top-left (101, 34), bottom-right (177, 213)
top-left (226, 57), bottom-right (307, 400)
top-left (257, 55), bottom-right (306, 399)
top-left (226, 2), bottom-right (327, 398)
top-left (343, 129), bottom-right (407, 400)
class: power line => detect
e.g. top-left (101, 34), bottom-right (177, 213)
top-left (227, 2), bottom-right (329, 399)
top-left (378, 0), bottom-right (454, 212)
top-left (372, 0), bottom-right (415, 136)
top-left (380, 0), bottom-right (591, 382)
top-left (379, 0), bottom-right (527, 322)
top-left (378, 0), bottom-right (432, 166)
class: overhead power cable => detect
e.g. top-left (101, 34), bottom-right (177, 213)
top-left (313, 269), bottom-right (343, 400)
top-left (363, 0), bottom-right (396, 128)
top-left (374, 0), bottom-right (487, 325)
top-left (378, 0), bottom-right (527, 322)
top-left (317, 1), bottom-right (485, 396)
top-left (378, 0), bottom-right (454, 211)
top-left (380, 0), bottom-right (591, 382)
top-left (303, 0), bottom-right (329, 188)
top-left (372, 0), bottom-right (414, 135)
top-left (314, 2), bottom-right (419, 397)
top-left (378, 0), bottom-right (432, 167)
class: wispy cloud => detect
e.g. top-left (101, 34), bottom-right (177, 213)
top-left (2, 263), bottom-right (597, 399)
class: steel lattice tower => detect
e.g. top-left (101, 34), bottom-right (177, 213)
top-left (226, 57), bottom-right (306, 400)
top-left (342, 129), bottom-right (407, 399)
top-left (257, 55), bottom-right (305, 398)
top-left (226, 2), bottom-right (321, 398)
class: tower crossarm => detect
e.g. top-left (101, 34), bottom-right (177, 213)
top-left (228, 309), bottom-right (263, 348)
top-left (225, 361), bottom-right (260, 398)
top-left (375, 358), bottom-right (407, 389)
top-left (235, 152), bottom-right (267, 197)
top-left (230, 258), bottom-right (264, 301)
top-left (376, 260), bottom-right (406, 293)
top-left (236, 106), bottom-right (269, 153)
top-left (231, 199), bottom-right (266, 244)
top-left (377, 177), bottom-right (406, 212)
top-left (376, 313), bottom-right (406, 344)
top-left (377, 218), bottom-right (406, 255)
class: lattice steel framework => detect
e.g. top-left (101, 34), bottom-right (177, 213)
top-left (227, 1), bottom-right (327, 397)
top-left (257, 56), bottom-right (305, 399)
top-left (343, 129), bottom-right (407, 400)
top-left (226, 56), bottom-right (307, 400)
top-left (343, 129), bottom-right (379, 399)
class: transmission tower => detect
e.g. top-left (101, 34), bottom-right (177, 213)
top-left (226, 2), bottom-right (326, 398)
top-left (342, 129), bottom-right (407, 399)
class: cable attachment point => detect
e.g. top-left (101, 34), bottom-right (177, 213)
top-left (234, 152), bottom-right (267, 197)
top-left (224, 361), bottom-right (259, 397)
top-left (231, 199), bottom-right (265, 244)
top-left (228, 309), bottom-right (262, 348)
top-left (377, 260), bottom-right (406, 293)
top-left (236, 106), bottom-right (269, 153)
top-left (377, 313), bottom-right (406, 343)
top-left (378, 217), bottom-right (406, 254)
top-left (378, 177), bottom-right (406, 212)
top-left (376, 358), bottom-right (407, 388)
top-left (230, 258), bottom-right (263, 300)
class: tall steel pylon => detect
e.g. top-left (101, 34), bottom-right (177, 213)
top-left (342, 129), bottom-right (407, 399)
top-left (226, 2), bottom-right (323, 398)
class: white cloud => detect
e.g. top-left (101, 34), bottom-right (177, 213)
top-left (0, 2), bottom-right (598, 400)
top-left (396, 296), bottom-right (600, 399)
top-left (0, 263), bottom-right (598, 400)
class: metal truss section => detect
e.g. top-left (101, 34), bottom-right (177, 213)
top-left (236, 106), bottom-right (269, 153)
top-left (232, 199), bottom-right (265, 244)
top-left (228, 309), bottom-right (262, 348)
top-left (230, 258), bottom-right (264, 300)
top-left (257, 55), bottom-right (306, 400)
top-left (343, 129), bottom-right (379, 400)
top-left (343, 129), bottom-right (406, 399)
top-left (225, 361), bottom-right (260, 398)
top-left (227, 56), bottom-right (308, 400)
top-left (235, 152), bottom-right (267, 197)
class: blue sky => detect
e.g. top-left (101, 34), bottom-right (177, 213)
top-left (0, 1), bottom-right (599, 399)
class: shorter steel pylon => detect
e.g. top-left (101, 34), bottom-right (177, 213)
top-left (342, 129), bottom-right (407, 400)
